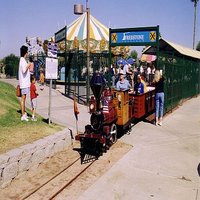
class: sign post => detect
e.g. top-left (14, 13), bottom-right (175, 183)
top-left (49, 79), bottom-right (52, 125)
top-left (46, 48), bottom-right (58, 124)
top-left (45, 26), bottom-right (66, 124)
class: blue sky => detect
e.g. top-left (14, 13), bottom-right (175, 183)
top-left (0, 0), bottom-right (199, 59)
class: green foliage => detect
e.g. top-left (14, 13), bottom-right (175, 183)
top-left (0, 81), bottom-right (22, 127)
top-left (3, 54), bottom-right (19, 77)
top-left (130, 50), bottom-right (138, 60)
top-left (196, 41), bottom-right (200, 51)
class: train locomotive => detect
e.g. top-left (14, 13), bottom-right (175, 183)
top-left (74, 72), bottom-right (155, 163)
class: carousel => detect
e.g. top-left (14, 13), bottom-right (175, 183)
top-left (48, 13), bottom-right (131, 103)
top-left (52, 12), bottom-right (129, 56)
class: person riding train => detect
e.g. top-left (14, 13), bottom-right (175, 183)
top-left (116, 72), bottom-right (134, 91)
top-left (134, 75), bottom-right (144, 94)
top-left (134, 74), bottom-right (148, 94)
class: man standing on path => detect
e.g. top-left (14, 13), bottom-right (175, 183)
top-left (18, 45), bottom-right (31, 121)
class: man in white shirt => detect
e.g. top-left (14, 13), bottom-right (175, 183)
top-left (18, 45), bottom-right (31, 121)
top-left (123, 63), bottom-right (132, 76)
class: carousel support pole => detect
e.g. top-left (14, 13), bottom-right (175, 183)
top-left (86, 7), bottom-right (90, 103)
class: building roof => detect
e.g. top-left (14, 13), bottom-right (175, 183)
top-left (67, 13), bottom-right (109, 41)
top-left (143, 38), bottom-right (200, 60)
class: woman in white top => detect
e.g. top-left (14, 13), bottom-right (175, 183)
top-left (18, 45), bottom-right (31, 121)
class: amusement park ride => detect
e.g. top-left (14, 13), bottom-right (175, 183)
top-left (74, 72), bottom-right (155, 164)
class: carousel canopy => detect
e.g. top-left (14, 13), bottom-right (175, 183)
top-left (53, 13), bottom-right (109, 52)
top-left (54, 13), bottom-right (129, 54)
top-left (63, 13), bottom-right (109, 52)
top-left (67, 13), bottom-right (109, 41)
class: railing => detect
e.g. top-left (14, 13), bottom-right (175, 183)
top-left (159, 53), bottom-right (200, 113)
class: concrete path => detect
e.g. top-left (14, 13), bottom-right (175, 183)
top-left (77, 96), bottom-right (200, 200)
top-left (2, 78), bottom-right (200, 199)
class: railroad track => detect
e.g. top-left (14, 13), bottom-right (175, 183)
top-left (21, 157), bottom-right (95, 200)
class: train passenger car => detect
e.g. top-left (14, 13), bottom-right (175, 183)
top-left (74, 73), bottom-right (155, 163)
top-left (112, 87), bottom-right (155, 132)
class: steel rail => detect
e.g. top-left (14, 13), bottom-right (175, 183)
top-left (48, 160), bottom-right (95, 200)
top-left (21, 157), bottom-right (80, 200)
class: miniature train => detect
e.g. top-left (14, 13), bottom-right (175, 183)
top-left (74, 73), bottom-right (155, 163)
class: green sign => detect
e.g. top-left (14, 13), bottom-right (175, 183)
top-left (110, 26), bottom-right (159, 46)
top-left (111, 30), bottom-right (156, 44)
top-left (55, 26), bottom-right (66, 43)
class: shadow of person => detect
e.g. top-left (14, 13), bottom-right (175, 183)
top-left (197, 163), bottom-right (200, 176)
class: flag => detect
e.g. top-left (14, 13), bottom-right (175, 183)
top-left (74, 95), bottom-right (79, 120)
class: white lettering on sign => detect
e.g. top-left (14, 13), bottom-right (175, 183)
top-left (47, 42), bottom-right (58, 58)
top-left (55, 27), bottom-right (66, 43)
top-left (122, 32), bottom-right (144, 41)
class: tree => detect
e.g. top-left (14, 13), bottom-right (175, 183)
top-left (196, 41), bottom-right (200, 51)
top-left (4, 54), bottom-right (19, 77)
top-left (191, 0), bottom-right (199, 49)
top-left (130, 50), bottom-right (138, 60)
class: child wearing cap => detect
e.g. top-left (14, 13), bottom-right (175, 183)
top-left (116, 72), bottom-right (131, 91)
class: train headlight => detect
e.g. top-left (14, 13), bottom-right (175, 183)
top-left (118, 94), bottom-right (122, 108)
top-left (90, 103), bottom-right (94, 110)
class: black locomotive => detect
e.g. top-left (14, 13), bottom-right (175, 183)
top-left (74, 72), bottom-right (155, 163)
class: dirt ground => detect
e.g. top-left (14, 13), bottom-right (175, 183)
top-left (0, 140), bottom-right (132, 200)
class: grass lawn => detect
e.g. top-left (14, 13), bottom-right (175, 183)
top-left (0, 80), bottom-right (64, 154)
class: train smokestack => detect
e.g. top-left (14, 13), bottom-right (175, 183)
top-left (90, 72), bottom-right (106, 111)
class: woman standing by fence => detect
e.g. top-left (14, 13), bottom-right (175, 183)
top-left (153, 70), bottom-right (165, 126)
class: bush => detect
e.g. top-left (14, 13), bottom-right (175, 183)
top-left (4, 54), bottom-right (19, 77)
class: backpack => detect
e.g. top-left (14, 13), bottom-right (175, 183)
top-left (16, 85), bottom-right (21, 97)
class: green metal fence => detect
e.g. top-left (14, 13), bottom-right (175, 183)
top-left (159, 53), bottom-right (200, 113)
top-left (62, 51), bottom-right (110, 104)
top-left (61, 50), bottom-right (200, 109)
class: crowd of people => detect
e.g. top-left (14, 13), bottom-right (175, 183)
top-left (102, 59), bottom-right (165, 126)
top-left (104, 60), bottom-right (156, 93)
top-left (18, 47), bottom-right (164, 126)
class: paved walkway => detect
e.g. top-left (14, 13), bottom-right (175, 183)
top-left (2, 79), bottom-right (90, 132)
top-left (2, 79), bottom-right (200, 199)
top-left (77, 95), bottom-right (200, 200)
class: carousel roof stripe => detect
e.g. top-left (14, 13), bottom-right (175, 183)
top-left (77, 16), bottom-right (86, 39)
top-left (69, 15), bottom-right (87, 40)
top-left (90, 25), bottom-right (96, 40)
top-left (91, 15), bottom-right (109, 36)
top-left (90, 15), bottom-right (109, 40)
top-left (91, 18), bottom-right (104, 40)
top-left (90, 19), bottom-right (102, 40)
top-left (67, 13), bottom-right (109, 41)
top-left (67, 14), bottom-right (85, 40)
